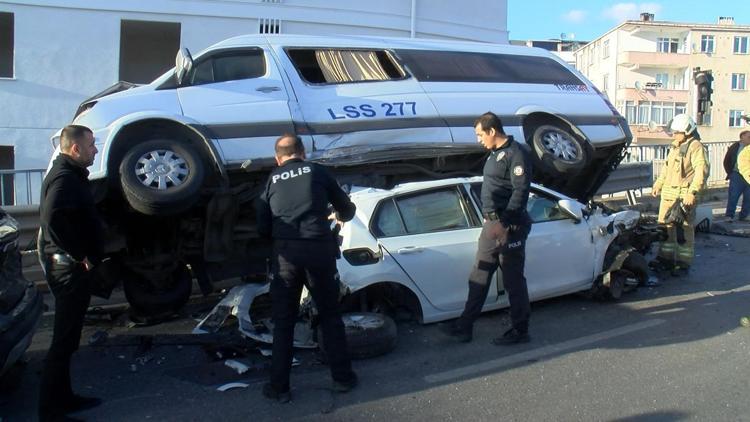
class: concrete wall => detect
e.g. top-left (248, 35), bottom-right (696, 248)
top-left (0, 0), bottom-right (509, 172)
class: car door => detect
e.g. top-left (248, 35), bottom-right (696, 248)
top-left (373, 185), bottom-right (485, 312)
top-left (274, 47), bottom-right (452, 152)
top-left (468, 183), bottom-right (595, 299)
top-left (176, 47), bottom-right (295, 165)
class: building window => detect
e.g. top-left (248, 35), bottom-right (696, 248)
top-left (729, 110), bottom-right (745, 127)
top-left (624, 101), bottom-right (636, 125)
top-left (0, 12), bottom-right (13, 78)
top-left (734, 36), bottom-right (749, 54)
top-left (655, 73), bottom-right (669, 89)
top-left (731, 73), bottom-right (746, 90)
top-left (700, 35), bottom-right (714, 53)
top-left (657, 37), bottom-right (678, 53)
top-left (675, 102), bottom-right (687, 116)
top-left (602, 40), bottom-right (610, 58)
top-left (638, 102), bottom-right (649, 124)
top-left (259, 18), bottom-right (280, 34)
top-left (119, 20), bottom-right (181, 84)
top-left (602, 74), bottom-right (608, 91)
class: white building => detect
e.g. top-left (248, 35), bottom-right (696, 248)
top-left (0, 0), bottom-right (508, 180)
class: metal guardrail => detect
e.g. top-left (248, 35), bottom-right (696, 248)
top-left (624, 141), bottom-right (733, 187)
top-left (596, 162), bottom-right (653, 195)
top-left (0, 168), bottom-right (46, 206)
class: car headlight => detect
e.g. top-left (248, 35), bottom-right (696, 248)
top-left (342, 248), bottom-right (380, 266)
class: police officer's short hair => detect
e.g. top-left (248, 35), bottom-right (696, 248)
top-left (275, 133), bottom-right (305, 157)
top-left (740, 130), bottom-right (750, 139)
top-left (60, 125), bottom-right (93, 152)
top-left (474, 112), bottom-right (506, 136)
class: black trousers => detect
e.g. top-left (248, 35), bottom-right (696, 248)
top-left (38, 261), bottom-right (91, 420)
top-left (269, 239), bottom-right (354, 391)
top-left (457, 219), bottom-right (531, 333)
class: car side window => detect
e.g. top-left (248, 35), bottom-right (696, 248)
top-left (286, 48), bottom-right (406, 84)
top-left (470, 183), bottom-right (568, 224)
top-left (527, 193), bottom-right (567, 223)
top-left (372, 199), bottom-right (406, 238)
top-left (396, 188), bottom-right (470, 235)
top-left (190, 49), bottom-right (266, 86)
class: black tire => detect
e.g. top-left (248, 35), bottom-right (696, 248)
top-left (623, 251), bottom-right (649, 286)
top-left (119, 139), bottom-right (205, 216)
top-left (123, 262), bottom-right (192, 317)
top-left (318, 312), bottom-right (397, 360)
top-left (530, 123), bottom-right (591, 175)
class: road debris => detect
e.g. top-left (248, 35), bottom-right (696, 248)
top-left (224, 359), bottom-right (250, 375)
top-left (217, 382), bottom-right (250, 392)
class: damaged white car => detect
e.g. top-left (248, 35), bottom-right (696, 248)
top-left (197, 177), bottom-right (661, 354)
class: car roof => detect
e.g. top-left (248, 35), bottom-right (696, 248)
top-left (350, 177), bottom-right (573, 217)
top-left (209, 34), bottom-right (553, 58)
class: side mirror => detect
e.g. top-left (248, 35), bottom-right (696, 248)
top-left (175, 47), bottom-right (193, 85)
top-left (558, 199), bottom-right (584, 223)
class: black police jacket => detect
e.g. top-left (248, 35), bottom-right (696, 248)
top-left (255, 158), bottom-right (356, 240)
top-left (480, 136), bottom-right (532, 226)
top-left (39, 154), bottom-right (104, 264)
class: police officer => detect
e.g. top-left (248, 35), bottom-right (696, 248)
top-left (651, 114), bottom-right (709, 274)
top-left (440, 112), bottom-right (533, 345)
top-left (38, 125), bottom-right (104, 421)
top-left (255, 134), bottom-right (358, 402)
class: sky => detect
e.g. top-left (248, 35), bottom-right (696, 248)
top-left (508, 1), bottom-right (750, 42)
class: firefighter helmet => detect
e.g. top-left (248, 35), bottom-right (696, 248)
top-left (670, 114), bottom-right (697, 135)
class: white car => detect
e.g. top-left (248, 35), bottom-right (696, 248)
top-left (204, 177), bottom-right (658, 342)
top-left (335, 177), bottom-right (653, 323)
top-left (51, 34), bottom-right (632, 318)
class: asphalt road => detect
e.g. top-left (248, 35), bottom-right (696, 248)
top-left (3, 231), bottom-right (750, 422)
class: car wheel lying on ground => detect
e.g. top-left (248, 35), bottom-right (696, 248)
top-left (318, 312), bottom-right (397, 360)
top-left (0, 209), bottom-right (43, 384)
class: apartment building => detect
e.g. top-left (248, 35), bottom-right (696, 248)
top-left (575, 13), bottom-right (750, 145)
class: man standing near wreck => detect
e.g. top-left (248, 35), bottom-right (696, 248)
top-left (38, 125), bottom-right (104, 421)
top-left (255, 133), bottom-right (358, 402)
top-left (440, 112), bottom-right (533, 345)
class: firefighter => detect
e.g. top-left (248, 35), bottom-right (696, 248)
top-left (650, 114), bottom-right (709, 274)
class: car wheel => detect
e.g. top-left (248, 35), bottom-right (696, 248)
top-left (119, 139), bottom-right (205, 216)
top-left (530, 124), bottom-right (590, 175)
top-left (123, 262), bottom-right (192, 319)
top-left (318, 312), bottom-right (397, 360)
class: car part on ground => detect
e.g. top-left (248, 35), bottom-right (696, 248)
top-left (0, 209), bottom-right (43, 379)
top-left (317, 312), bottom-right (397, 360)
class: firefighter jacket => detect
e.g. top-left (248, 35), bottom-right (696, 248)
top-left (739, 145), bottom-right (750, 184)
top-left (652, 136), bottom-right (709, 201)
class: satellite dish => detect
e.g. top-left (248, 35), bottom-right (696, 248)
top-left (634, 81), bottom-right (643, 91)
top-left (648, 121), bottom-right (658, 131)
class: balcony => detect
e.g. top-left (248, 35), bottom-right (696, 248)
top-left (618, 51), bottom-right (689, 70)
top-left (618, 87), bottom-right (689, 103)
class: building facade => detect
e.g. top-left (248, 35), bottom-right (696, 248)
top-left (0, 0), bottom-right (508, 176)
top-left (575, 14), bottom-right (750, 145)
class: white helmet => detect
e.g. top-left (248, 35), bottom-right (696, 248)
top-left (670, 114), bottom-right (697, 135)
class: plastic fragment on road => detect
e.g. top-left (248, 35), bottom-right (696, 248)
top-left (741, 316), bottom-right (750, 328)
top-left (217, 382), bottom-right (250, 392)
top-left (224, 359), bottom-right (250, 374)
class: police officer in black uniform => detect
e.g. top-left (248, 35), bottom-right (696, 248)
top-left (38, 125), bottom-right (105, 421)
top-left (441, 112), bottom-right (533, 345)
top-left (256, 134), bottom-right (358, 402)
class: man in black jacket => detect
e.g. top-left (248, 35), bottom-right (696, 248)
top-left (723, 130), bottom-right (750, 220)
top-left (255, 134), bottom-right (358, 402)
top-left (38, 125), bottom-right (105, 421)
top-left (441, 112), bottom-right (533, 345)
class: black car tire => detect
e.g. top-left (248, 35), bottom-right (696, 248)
top-left (530, 124), bottom-right (590, 175)
top-left (119, 139), bottom-right (205, 216)
top-left (318, 312), bottom-right (397, 360)
top-left (123, 262), bottom-right (192, 318)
